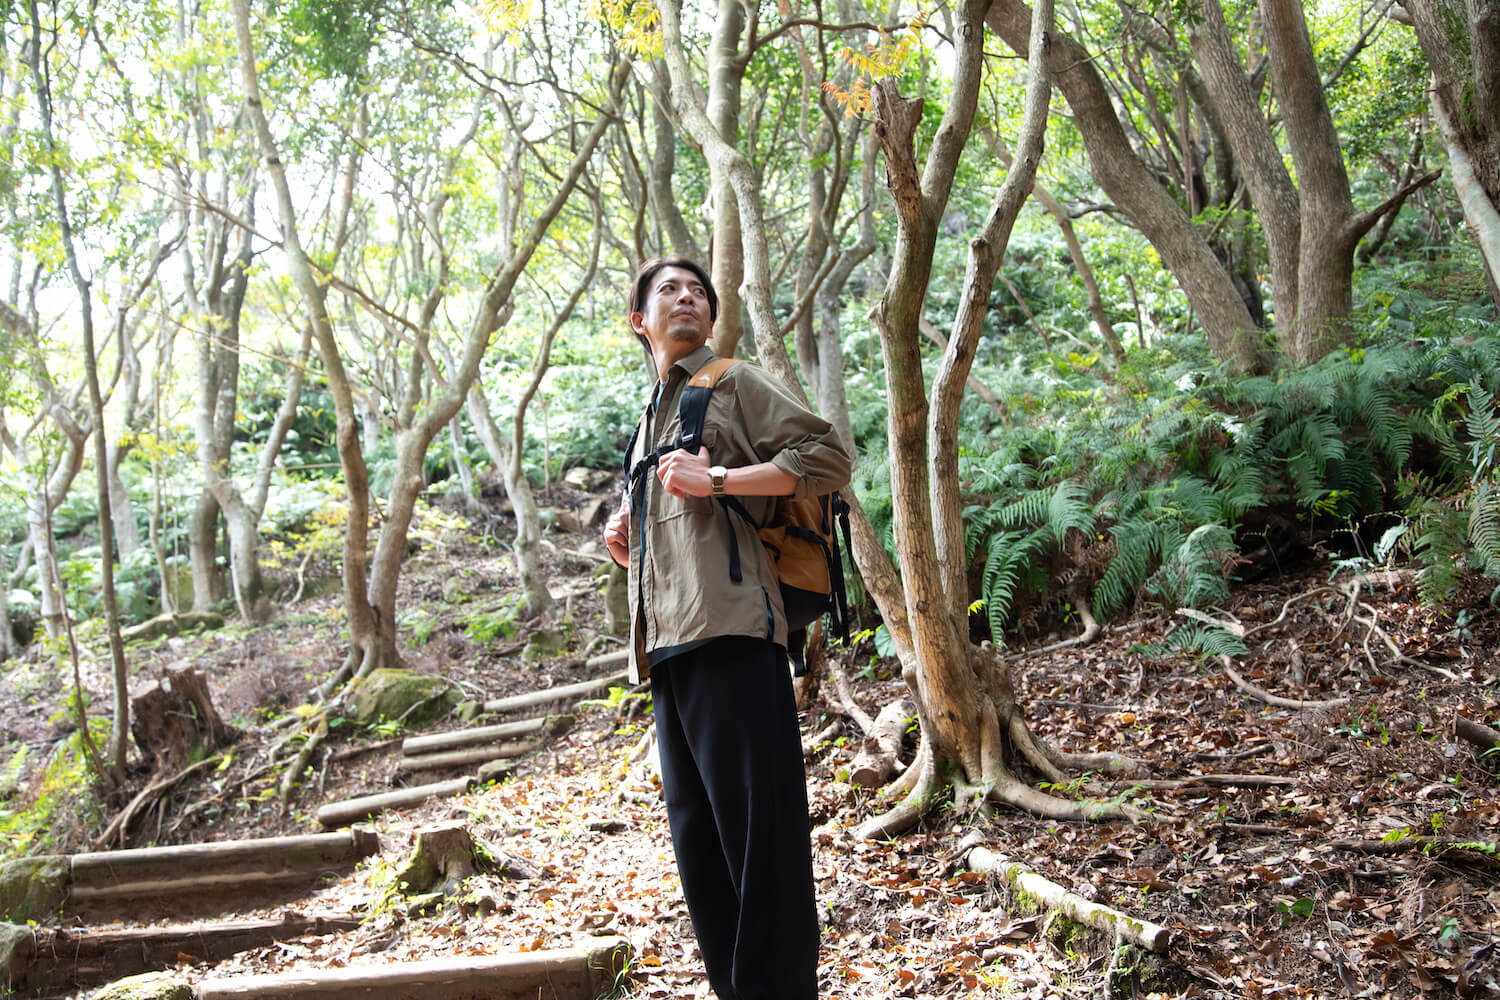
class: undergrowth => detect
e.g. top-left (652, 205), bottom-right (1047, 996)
top-left (948, 265), bottom-right (1499, 644)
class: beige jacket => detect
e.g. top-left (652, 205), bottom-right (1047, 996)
top-left (624, 347), bottom-right (853, 682)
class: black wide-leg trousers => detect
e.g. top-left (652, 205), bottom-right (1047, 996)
top-left (650, 635), bottom-right (819, 1000)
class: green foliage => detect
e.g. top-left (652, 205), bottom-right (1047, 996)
top-left (0, 719), bottom-right (107, 861)
top-left (960, 288), bottom-right (1500, 641)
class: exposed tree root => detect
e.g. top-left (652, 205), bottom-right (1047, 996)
top-left (1121, 773), bottom-right (1296, 791)
top-left (829, 660), bottom-right (876, 734)
top-left (849, 700), bottom-right (911, 788)
top-left (851, 739), bottom-right (939, 842)
top-left (967, 845), bottom-right (1169, 952)
top-left (279, 713), bottom-right (329, 805)
top-left (1222, 659), bottom-right (1350, 710)
top-left (1351, 603), bottom-right (1461, 680)
top-left (94, 753), bottom-right (227, 850)
top-left (992, 773), bottom-right (1143, 822)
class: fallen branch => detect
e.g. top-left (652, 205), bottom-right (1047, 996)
top-left (968, 845), bottom-right (1169, 953)
top-left (848, 699), bottom-right (911, 788)
top-left (1327, 837), bottom-right (1499, 867)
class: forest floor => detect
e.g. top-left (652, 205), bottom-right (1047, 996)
top-left (3, 482), bottom-right (1499, 999)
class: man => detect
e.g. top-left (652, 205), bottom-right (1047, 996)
top-left (604, 258), bottom-right (852, 1000)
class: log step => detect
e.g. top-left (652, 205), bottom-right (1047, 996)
top-left (13, 915), bottom-right (361, 994)
top-left (401, 717), bottom-right (548, 756)
top-left (197, 935), bottom-right (630, 999)
top-left (480, 669), bottom-right (630, 715)
top-left (396, 740), bottom-right (537, 774)
top-left (316, 777), bottom-right (474, 829)
top-left (69, 828), bottom-right (380, 901)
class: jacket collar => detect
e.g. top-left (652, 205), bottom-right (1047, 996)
top-left (665, 345), bottom-right (718, 385)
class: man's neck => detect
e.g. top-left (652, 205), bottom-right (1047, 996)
top-left (653, 343), bottom-right (711, 382)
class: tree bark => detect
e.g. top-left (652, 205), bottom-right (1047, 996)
top-left (706, 1), bottom-right (748, 358)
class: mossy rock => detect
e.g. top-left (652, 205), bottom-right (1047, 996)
top-left (91, 971), bottom-right (194, 1000)
top-left (523, 628), bottom-right (568, 661)
top-left (0, 856), bottom-right (67, 924)
top-left (346, 669), bottom-right (459, 728)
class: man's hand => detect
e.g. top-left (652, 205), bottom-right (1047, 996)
top-left (604, 498), bottom-right (630, 568)
top-left (657, 445), bottom-right (713, 498)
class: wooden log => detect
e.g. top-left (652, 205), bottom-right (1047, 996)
top-left (316, 778), bottom-right (474, 829)
top-left (197, 935), bottom-right (631, 1000)
top-left (583, 648), bottom-right (629, 669)
top-left (69, 828), bottom-right (379, 899)
top-left (401, 718), bottom-right (548, 756)
top-left (968, 846), bottom-right (1170, 953)
top-left (1455, 714), bottom-right (1500, 752)
top-left (481, 670), bottom-right (629, 715)
top-left (16, 915), bottom-right (361, 994)
top-left (397, 741), bottom-right (536, 774)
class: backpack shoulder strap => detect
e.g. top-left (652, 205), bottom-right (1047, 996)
top-left (676, 356), bottom-right (740, 452)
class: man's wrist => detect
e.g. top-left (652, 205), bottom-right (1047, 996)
top-left (709, 465), bottom-right (728, 496)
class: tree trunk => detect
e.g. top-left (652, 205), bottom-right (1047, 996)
top-left (232, 0), bottom-right (378, 683)
top-left (105, 441), bottom-right (140, 558)
top-left (855, 0), bottom-right (1137, 837)
top-left (360, 71), bottom-right (625, 673)
top-left (986, 0), bottom-right (1263, 373)
top-left (705, 0), bottom-right (748, 359)
top-left (28, 0), bottom-right (129, 778)
top-left (647, 62), bottom-right (705, 260)
top-left (1402, 0), bottom-right (1500, 297)
top-left (187, 490), bottom-right (222, 611)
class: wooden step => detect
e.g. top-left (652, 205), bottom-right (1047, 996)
top-left (316, 777), bottom-right (474, 829)
top-left (69, 828), bottom-right (380, 901)
top-left (401, 717), bottom-right (548, 756)
top-left (13, 915), bottom-right (361, 995)
top-left (480, 669), bottom-right (629, 715)
top-left (396, 740), bottom-right (537, 774)
top-left (197, 935), bottom-right (630, 999)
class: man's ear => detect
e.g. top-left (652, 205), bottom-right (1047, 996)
top-left (628, 311), bottom-right (647, 336)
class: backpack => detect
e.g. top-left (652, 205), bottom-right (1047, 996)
top-left (623, 357), bottom-right (852, 675)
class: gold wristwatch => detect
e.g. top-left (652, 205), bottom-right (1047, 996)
top-left (709, 465), bottom-right (727, 496)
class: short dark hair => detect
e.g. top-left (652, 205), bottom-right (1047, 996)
top-left (627, 257), bottom-right (718, 323)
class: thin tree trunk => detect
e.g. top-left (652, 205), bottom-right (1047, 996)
top-left (29, 0), bottom-right (129, 778)
top-left (704, 0), bottom-right (748, 359)
top-left (232, 0), bottom-right (377, 682)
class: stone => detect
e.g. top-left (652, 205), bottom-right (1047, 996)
top-left (345, 669), bottom-right (459, 728)
top-left (1, 922), bottom-right (36, 990)
top-left (563, 467), bottom-right (613, 491)
top-left (602, 564), bottom-right (629, 636)
top-left (91, 971), bottom-right (194, 1000)
top-left (477, 757), bottom-right (517, 783)
top-left (0, 856), bottom-right (67, 924)
top-left (523, 628), bottom-right (568, 661)
top-left (441, 575), bottom-right (469, 604)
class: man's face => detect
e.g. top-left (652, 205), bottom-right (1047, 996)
top-left (631, 265), bottom-right (713, 356)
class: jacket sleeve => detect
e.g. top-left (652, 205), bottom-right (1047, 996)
top-left (730, 366), bottom-right (854, 499)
